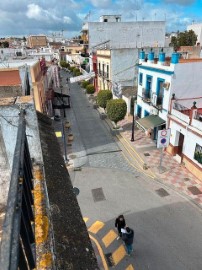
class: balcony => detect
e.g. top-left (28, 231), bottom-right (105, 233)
top-left (151, 94), bottom-right (163, 110)
top-left (142, 90), bottom-right (151, 103)
top-left (172, 102), bottom-right (190, 124)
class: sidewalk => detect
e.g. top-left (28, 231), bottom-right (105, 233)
top-left (118, 117), bottom-right (202, 208)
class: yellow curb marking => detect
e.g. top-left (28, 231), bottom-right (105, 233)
top-left (125, 264), bottom-right (134, 270)
top-left (55, 131), bottom-right (62, 137)
top-left (102, 229), bottom-right (118, 248)
top-left (89, 234), bottom-right (109, 270)
top-left (120, 142), bottom-right (155, 179)
top-left (117, 134), bottom-right (144, 163)
top-left (88, 221), bottom-right (105, 234)
top-left (83, 217), bottom-right (89, 223)
top-left (112, 244), bottom-right (126, 265)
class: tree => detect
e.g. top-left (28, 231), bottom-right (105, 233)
top-left (106, 99), bottom-right (127, 126)
top-left (97, 90), bottom-right (112, 110)
top-left (82, 81), bottom-right (90, 88)
top-left (170, 30), bottom-right (197, 49)
top-left (1, 41), bottom-right (9, 48)
top-left (86, 84), bottom-right (95, 94)
top-left (23, 36), bottom-right (26, 42)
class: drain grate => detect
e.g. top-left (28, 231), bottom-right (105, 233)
top-left (156, 188), bottom-right (169, 197)
top-left (92, 188), bottom-right (106, 202)
top-left (105, 253), bottom-right (114, 267)
top-left (188, 186), bottom-right (202, 195)
top-left (184, 177), bottom-right (190, 181)
top-left (144, 153), bottom-right (150, 156)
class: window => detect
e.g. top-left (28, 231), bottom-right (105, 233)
top-left (139, 73), bottom-right (143, 85)
top-left (104, 19), bottom-right (108, 22)
top-left (194, 144), bottom-right (202, 164)
top-left (107, 65), bottom-right (109, 78)
top-left (102, 63), bottom-right (105, 76)
top-left (98, 62), bottom-right (101, 75)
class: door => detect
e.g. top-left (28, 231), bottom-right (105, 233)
top-left (177, 133), bottom-right (184, 156)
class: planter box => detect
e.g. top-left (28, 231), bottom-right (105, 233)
top-left (110, 127), bottom-right (122, 136)
top-left (100, 113), bottom-right (107, 120)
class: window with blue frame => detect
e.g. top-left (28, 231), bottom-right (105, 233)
top-left (139, 73), bottom-right (143, 85)
top-left (145, 75), bottom-right (152, 99)
top-left (144, 110), bottom-right (150, 117)
top-left (156, 78), bottom-right (165, 106)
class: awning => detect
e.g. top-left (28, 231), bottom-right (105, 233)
top-left (136, 115), bottom-right (165, 131)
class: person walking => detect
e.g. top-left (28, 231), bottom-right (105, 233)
top-left (122, 227), bottom-right (134, 255)
top-left (115, 215), bottom-right (126, 240)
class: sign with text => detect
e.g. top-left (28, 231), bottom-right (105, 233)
top-left (70, 72), bottom-right (95, 83)
top-left (157, 129), bottom-right (171, 149)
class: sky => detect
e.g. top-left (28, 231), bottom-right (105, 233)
top-left (0, 0), bottom-right (201, 38)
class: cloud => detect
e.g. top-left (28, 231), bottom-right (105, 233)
top-left (89, 0), bottom-right (112, 8)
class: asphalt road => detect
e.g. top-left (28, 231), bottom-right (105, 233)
top-left (63, 71), bottom-right (202, 270)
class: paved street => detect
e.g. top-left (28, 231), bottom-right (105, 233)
top-left (57, 70), bottom-right (202, 270)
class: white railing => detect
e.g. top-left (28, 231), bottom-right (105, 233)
top-left (172, 108), bottom-right (190, 123)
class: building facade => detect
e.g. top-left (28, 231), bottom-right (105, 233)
top-left (27, 35), bottom-right (47, 48)
top-left (187, 23), bottom-right (202, 45)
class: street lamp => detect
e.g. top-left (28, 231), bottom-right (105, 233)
top-left (131, 96), bottom-right (135, 142)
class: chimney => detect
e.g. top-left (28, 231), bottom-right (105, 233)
top-left (139, 48), bottom-right (145, 64)
top-left (190, 101), bottom-right (197, 125)
top-left (148, 48), bottom-right (154, 63)
top-left (158, 48), bottom-right (165, 65)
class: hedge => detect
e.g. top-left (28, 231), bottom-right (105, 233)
top-left (97, 90), bottom-right (112, 109)
top-left (106, 99), bottom-right (127, 125)
top-left (86, 84), bottom-right (95, 94)
top-left (81, 81), bottom-right (90, 88)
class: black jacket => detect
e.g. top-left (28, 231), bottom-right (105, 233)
top-left (115, 218), bottom-right (126, 230)
top-left (122, 229), bottom-right (134, 245)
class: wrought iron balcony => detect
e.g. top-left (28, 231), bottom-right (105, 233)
top-left (142, 90), bottom-right (151, 103)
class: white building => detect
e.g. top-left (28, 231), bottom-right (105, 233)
top-left (187, 23), bottom-right (202, 45)
top-left (168, 98), bottom-right (202, 180)
top-left (135, 51), bottom-right (202, 179)
top-left (83, 15), bottom-right (166, 50)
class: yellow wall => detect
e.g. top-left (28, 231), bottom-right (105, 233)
top-left (97, 50), bottom-right (111, 91)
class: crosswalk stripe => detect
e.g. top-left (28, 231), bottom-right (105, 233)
top-left (88, 221), bottom-right (105, 234)
top-left (125, 264), bottom-right (134, 270)
top-left (112, 244), bottom-right (126, 265)
top-left (102, 230), bottom-right (117, 248)
top-left (83, 217), bottom-right (89, 223)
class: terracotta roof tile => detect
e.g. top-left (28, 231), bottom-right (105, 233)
top-left (0, 70), bottom-right (21, 86)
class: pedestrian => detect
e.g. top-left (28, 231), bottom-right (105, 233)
top-left (115, 215), bottom-right (126, 240)
top-left (122, 227), bottom-right (134, 255)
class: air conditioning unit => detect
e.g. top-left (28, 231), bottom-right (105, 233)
top-left (152, 94), bottom-right (157, 106)
top-left (163, 82), bottom-right (170, 90)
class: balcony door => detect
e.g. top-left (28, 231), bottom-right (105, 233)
top-left (177, 132), bottom-right (184, 157)
top-left (146, 75), bottom-right (152, 99)
top-left (156, 78), bottom-right (164, 106)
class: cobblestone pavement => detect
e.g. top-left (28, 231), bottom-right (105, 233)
top-left (119, 118), bottom-right (202, 207)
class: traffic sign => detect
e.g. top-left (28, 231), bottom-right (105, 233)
top-left (157, 128), bottom-right (171, 148)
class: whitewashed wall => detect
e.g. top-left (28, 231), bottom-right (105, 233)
top-left (171, 62), bottom-right (202, 99)
top-left (170, 119), bottom-right (202, 168)
top-left (187, 24), bottom-right (202, 45)
top-left (88, 21), bottom-right (165, 49)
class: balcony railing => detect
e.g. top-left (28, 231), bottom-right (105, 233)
top-left (142, 91), bottom-right (151, 103)
top-left (194, 111), bottom-right (202, 122)
top-left (0, 110), bottom-right (36, 270)
top-left (173, 102), bottom-right (190, 116)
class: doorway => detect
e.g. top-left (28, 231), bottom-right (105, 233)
top-left (177, 133), bottom-right (184, 156)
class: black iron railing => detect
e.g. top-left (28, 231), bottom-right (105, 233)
top-left (0, 110), bottom-right (36, 270)
top-left (142, 91), bottom-right (151, 101)
top-left (173, 102), bottom-right (190, 116)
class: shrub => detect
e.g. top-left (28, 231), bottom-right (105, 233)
top-left (86, 84), bottom-right (95, 94)
top-left (81, 81), bottom-right (90, 88)
top-left (75, 70), bottom-right (82, 76)
top-left (97, 90), bottom-right (112, 109)
top-left (69, 66), bottom-right (74, 72)
top-left (73, 68), bottom-right (80, 76)
top-left (106, 99), bottom-right (127, 125)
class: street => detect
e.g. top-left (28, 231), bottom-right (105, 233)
top-left (60, 70), bottom-right (202, 270)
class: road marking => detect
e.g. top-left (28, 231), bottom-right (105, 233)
top-left (117, 134), bottom-right (144, 163)
top-left (88, 221), bottom-right (105, 234)
top-left (126, 264), bottom-right (134, 270)
top-left (83, 217), bottom-right (89, 223)
top-left (89, 234), bottom-right (109, 270)
top-left (112, 244), bottom-right (126, 265)
top-left (102, 230), bottom-right (117, 248)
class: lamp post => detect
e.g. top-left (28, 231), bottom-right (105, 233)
top-left (131, 96), bottom-right (135, 142)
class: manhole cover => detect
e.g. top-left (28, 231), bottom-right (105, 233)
top-left (69, 154), bottom-right (77, 159)
top-left (156, 188), bottom-right (169, 197)
top-left (144, 153), bottom-right (150, 156)
top-left (92, 188), bottom-right (106, 202)
top-left (105, 253), bottom-right (114, 267)
top-left (184, 177), bottom-right (190, 181)
top-left (188, 186), bottom-right (202, 195)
